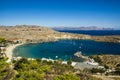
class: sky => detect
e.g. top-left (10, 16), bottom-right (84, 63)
top-left (0, 0), bottom-right (120, 29)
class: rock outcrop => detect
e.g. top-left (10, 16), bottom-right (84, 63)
top-left (74, 51), bottom-right (88, 60)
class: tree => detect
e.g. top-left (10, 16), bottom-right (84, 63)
top-left (54, 74), bottom-right (80, 80)
top-left (104, 64), bottom-right (109, 69)
top-left (14, 58), bottom-right (29, 70)
top-left (57, 58), bottom-right (62, 64)
top-left (114, 67), bottom-right (120, 75)
top-left (67, 60), bottom-right (72, 66)
top-left (91, 68), bottom-right (105, 75)
top-left (93, 56), bottom-right (103, 65)
top-left (36, 59), bottom-right (42, 63)
top-left (0, 58), bottom-right (11, 80)
top-left (116, 64), bottom-right (120, 67)
top-left (0, 37), bottom-right (5, 43)
top-left (14, 71), bottom-right (44, 80)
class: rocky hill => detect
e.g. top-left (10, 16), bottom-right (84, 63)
top-left (92, 55), bottom-right (120, 68)
top-left (53, 26), bottom-right (114, 30)
top-left (0, 25), bottom-right (91, 43)
top-left (92, 36), bottom-right (120, 43)
top-left (0, 25), bottom-right (120, 43)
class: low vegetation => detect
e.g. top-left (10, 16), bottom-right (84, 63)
top-left (91, 55), bottom-right (120, 68)
top-left (54, 74), bottom-right (80, 80)
top-left (0, 57), bottom-right (105, 80)
top-left (0, 58), bottom-right (14, 80)
top-left (0, 37), bottom-right (5, 43)
top-left (91, 55), bottom-right (120, 76)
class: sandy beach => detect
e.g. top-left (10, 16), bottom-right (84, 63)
top-left (5, 43), bottom-right (23, 60)
top-left (5, 43), bottom-right (100, 68)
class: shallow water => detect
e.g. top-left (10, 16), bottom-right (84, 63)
top-left (13, 40), bottom-right (120, 62)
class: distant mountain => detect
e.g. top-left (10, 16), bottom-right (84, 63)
top-left (53, 26), bottom-right (114, 30)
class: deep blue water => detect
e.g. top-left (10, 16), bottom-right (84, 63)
top-left (13, 40), bottom-right (120, 62)
top-left (57, 30), bottom-right (120, 36)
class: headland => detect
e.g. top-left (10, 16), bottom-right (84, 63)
top-left (0, 25), bottom-right (119, 61)
top-left (0, 25), bottom-right (120, 43)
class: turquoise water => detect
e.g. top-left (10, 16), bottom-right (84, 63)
top-left (13, 40), bottom-right (120, 62)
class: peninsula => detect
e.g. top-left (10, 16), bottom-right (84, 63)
top-left (0, 25), bottom-right (120, 43)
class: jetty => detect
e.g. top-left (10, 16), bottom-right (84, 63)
top-left (74, 51), bottom-right (88, 60)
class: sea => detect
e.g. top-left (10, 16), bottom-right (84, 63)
top-left (13, 30), bottom-right (120, 62)
top-left (57, 30), bottom-right (120, 36)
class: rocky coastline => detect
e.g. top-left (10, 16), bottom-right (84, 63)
top-left (74, 51), bottom-right (88, 60)
top-left (0, 25), bottom-right (120, 43)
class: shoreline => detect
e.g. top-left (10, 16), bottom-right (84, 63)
top-left (5, 43), bottom-right (23, 60)
top-left (5, 42), bottom-right (100, 68)
top-left (41, 58), bottom-right (77, 66)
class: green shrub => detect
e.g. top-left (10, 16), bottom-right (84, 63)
top-left (54, 74), bottom-right (80, 80)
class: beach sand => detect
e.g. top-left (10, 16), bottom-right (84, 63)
top-left (41, 58), bottom-right (77, 66)
top-left (5, 43), bottom-right (23, 60)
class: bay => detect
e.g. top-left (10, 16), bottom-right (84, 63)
top-left (13, 40), bottom-right (120, 62)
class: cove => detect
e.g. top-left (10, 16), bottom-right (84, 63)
top-left (13, 40), bottom-right (120, 62)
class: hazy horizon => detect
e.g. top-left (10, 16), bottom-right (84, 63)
top-left (0, 0), bottom-right (120, 29)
